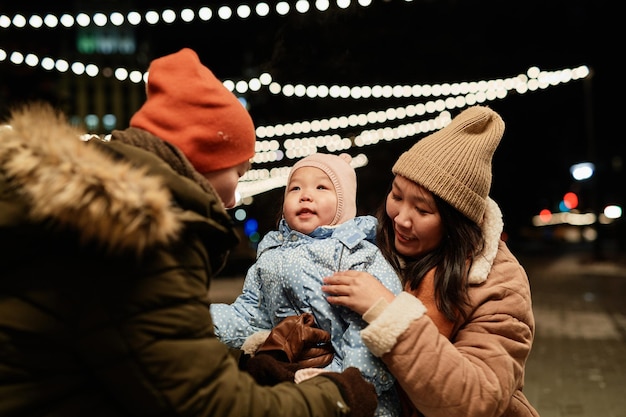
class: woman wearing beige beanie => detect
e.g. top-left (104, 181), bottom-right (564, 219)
top-left (322, 106), bottom-right (540, 417)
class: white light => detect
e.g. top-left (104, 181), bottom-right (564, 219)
top-left (93, 12), bottom-right (108, 26)
top-left (249, 78), bottom-right (262, 91)
top-left (85, 64), bottom-right (99, 77)
top-left (604, 205), bottom-right (622, 220)
top-left (28, 15), bottom-right (43, 28)
top-left (316, 85), bottom-right (328, 98)
top-left (115, 68), bottom-right (129, 81)
top-left (198, 7), bottom-right (213, 21)
top-left (55, 59), bottom-right (69, 72)
top-left (41, 57), bottom-right (55, 70)
top-left (315, 0), bottom-right (330, 11)
top-left (259, 72), bottom-right (272, 84)
top-left (24, 54), bottom-right (38, 67)
top-left (110, 12), bottom-right (124, 26)
top-left (12, 14), bottom-right (27, 28)
top-left (282, 84), bottom-right (295, 97)
top-left (129, 70), bottom-right (143, 83)
top-left (222, 80), bottom-right (235, 91)
top-left (337, 0), bottom-right (351, 9)
top-left (296, 1), bottom-right (310, 13)
top-left (570, 162), bottom-right (595, 181)
top-left (76, 13), bottom-right (90, 27)
top-left (0, 15), bottom-right (11, 28)
top-left (145, 11), bottom-right (160, 24)
top-left (276, 2), bottom-right (291, 15)
top-left (234, 208), bottom-right (247, 221)
top-left (181, 8), bottom-right (195, 22)
top-left (236, 80), bottom-right (249, 93)
top-left (9, 52), bottom-right (24, 64)
top-left (237, 5), bottom-right (252, 18)
top-left (218, 6), bottom-right (233, 20)
top-left (127, 11), bottom-right (141, 25)
top-left (256, 3), bottom-right (271, 16)
top-left (294, 84), bottom-right (306, 97)
top-left (268, 82), bottom-right (281, 94)
top-left (59, 14), bottom-right (74, 27)
top-left (162, 9), bottom-right (176, 23)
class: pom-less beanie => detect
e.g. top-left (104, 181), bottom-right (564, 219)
top-left (392, 106), bottom-right (505, 224)
top-left (130, 48), bottom-right (256, 173)
top-left (287, 153), bottom-right (357, 226)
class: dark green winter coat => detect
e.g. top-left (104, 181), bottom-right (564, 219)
top-left (0, 103), bottom-right (352, 417)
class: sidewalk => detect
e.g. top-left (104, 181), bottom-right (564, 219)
top-left (518, 249), bottom-right (626, 417)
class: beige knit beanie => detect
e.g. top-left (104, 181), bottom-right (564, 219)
top-left (392, 106), bottom-right (504, 224)
top-left (287, 153), bottom-right (357, 226)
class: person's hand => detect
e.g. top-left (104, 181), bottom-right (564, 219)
top-left (322, 270), bottom-right (396, 316)
top-left (245, 353), bottom-right (301, 385)
top-left (317, 367), bottom-right (378, 417)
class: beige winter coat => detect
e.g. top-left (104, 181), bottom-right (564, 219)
top-left (362, 200), bottom-right (539, 417)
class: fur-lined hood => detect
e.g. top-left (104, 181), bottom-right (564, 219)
top-left (0, 103), bottom-right (182, 254)
top-left (469, 197), bottom-right (504, 284)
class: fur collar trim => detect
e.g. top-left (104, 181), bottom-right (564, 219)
top-left (468, 197), bottom-right (503, 284)
top-left (0, 103), bottom-right (181, 254)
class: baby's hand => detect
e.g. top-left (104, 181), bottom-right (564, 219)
top-left (294, 367), bottom-right (329, 383)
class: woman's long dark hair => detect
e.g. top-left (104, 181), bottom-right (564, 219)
top-left (376, 187), bottom-right (485, 322)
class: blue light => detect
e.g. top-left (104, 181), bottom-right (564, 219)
top-left (243, 218), bottom-right (258, 236)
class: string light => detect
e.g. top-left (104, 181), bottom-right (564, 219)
top-left (0, 43), bottom-right (590, 201)
top-left (0, 1), bottom-right (380, 30)
top-left (0, 3), bottom-right (592, 204)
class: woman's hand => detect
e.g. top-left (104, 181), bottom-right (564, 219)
top-left (322, 271), bottom-right (396, 316)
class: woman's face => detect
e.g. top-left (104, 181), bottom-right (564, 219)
top-left (203, 160), bottom-right (251, 209)
top-left (385, 175), bottom-right (444, 258)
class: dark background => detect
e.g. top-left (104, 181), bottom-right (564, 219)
top-left (0, 0), bottom-right (622, 253)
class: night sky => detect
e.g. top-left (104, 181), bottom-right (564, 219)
top-left (0, 0), bottom-right (622, 244)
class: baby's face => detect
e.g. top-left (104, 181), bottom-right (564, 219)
top-left (283, 166), bottom-right (337, 234)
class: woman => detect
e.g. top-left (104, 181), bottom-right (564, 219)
top-left (321, 106), bottom-right (540, 417)
top-left (0, 48), bottom-right (376, 417)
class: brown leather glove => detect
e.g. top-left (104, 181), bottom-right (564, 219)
top-left (255, 313), bottom-right (334, 369)
top-left (318, 367), bottom-right (378, 417)
top-left (245, 353), bottom-right (302, 386)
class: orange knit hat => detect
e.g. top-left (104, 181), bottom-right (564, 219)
top-left (130, 48), bottom-right (256, 173)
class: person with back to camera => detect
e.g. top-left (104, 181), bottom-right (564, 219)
top-left (319, 106), bottom-right (540, 417)
top-left (211, 152), bottom-right (403, 417)
top-left (0, 47), bottom-right (377, 417)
